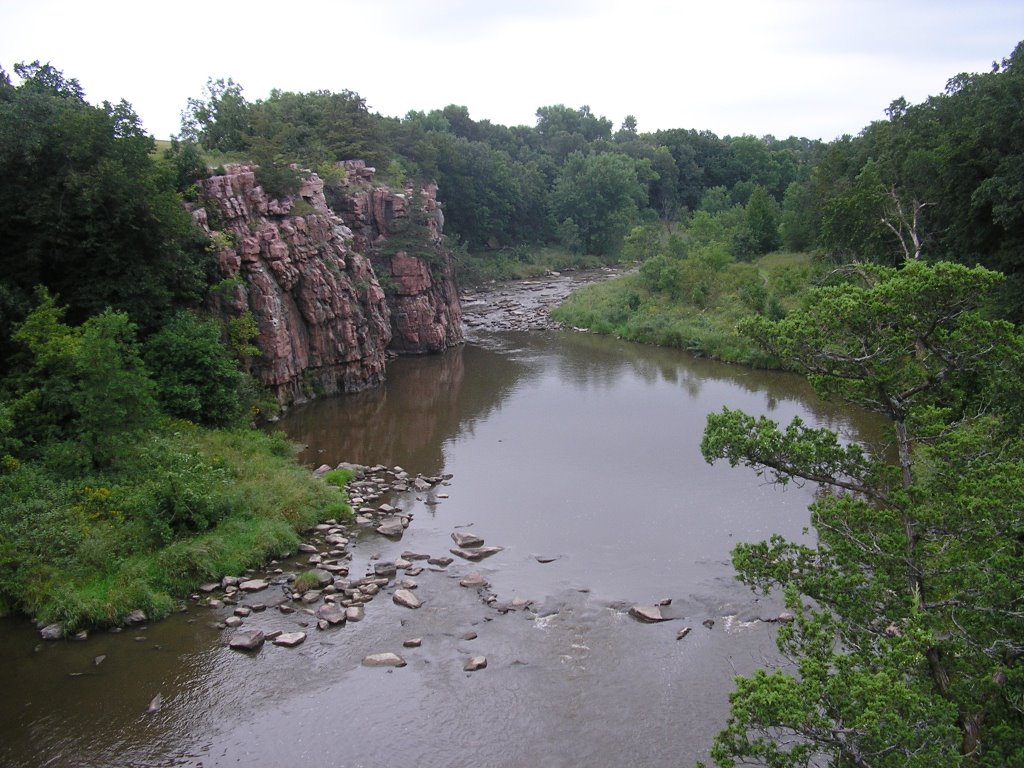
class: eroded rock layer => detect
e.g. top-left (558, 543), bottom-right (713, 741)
top-left (195, 161), bottom-right (462, 406)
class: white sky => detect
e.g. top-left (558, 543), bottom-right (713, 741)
top-left (2, 1), bottom-right (1022, 142)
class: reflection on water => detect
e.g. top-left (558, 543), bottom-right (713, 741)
top-left (0, 329), bottom-right (882, 768)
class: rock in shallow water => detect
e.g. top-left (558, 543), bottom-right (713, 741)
top-left (376, 517), bottom-right (405, 537)
top-left (451, 531), bottom-right (485, 548)
top-left (459, 572), bottom-right (489, 588)
top-left (393, 589), bottom-right (421, 609)
top-left (464, 655), bottom-right (487, 671)
top-left (450, 546), bottom-right (503, 562)
top-left (228, 629), bottom-right (265, 651)
top-left (272, 632), bottom-right (306, 648)
top-left (362, 652), bottom-right (406, 668)
top-left (629, 605), bottom-right (669, 623)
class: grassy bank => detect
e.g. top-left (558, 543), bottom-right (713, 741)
top-left (551, 251), bottom-right (819, 366)
top-left (0, 425), bottom-right (348, 632)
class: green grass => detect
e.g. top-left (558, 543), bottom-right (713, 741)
top-left (292, 569), bottom-right (321, 594)
top-left (0, 424), bottom-right (349, 632)
top-left (552, 251), bottom-right (820, 367)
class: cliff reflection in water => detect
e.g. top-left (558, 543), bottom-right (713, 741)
top-left (281, 341), bottom-right (531, 473)
top-left (282, 329), bottom-right (883, 477)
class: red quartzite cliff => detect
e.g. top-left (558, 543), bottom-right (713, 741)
top-left (192, 161), bottom-right (463, 407)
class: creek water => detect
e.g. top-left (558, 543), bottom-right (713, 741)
top-left (0, 312), bottom-right (880, 767)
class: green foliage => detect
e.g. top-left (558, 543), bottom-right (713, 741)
top-left (5, 291), bottom-right (157, 468)
top-left (322, 468), bottom-right (354, 488)
top-left (292, 569), bottom-right (321, 594)
top-left (143, 311), bottom-right (247, 427)
top-left (737, 185), bottom-right (782, 259)
top-left (0, 63), bottom-right (211, 354)
top-left (550, 151), bottom-right (648, 256)
top-left (161, 138), bottom-right (209, 192)
top-left (701, 260), bottom-right (1024, 765)
top-left (553, 252), bottom-right (812, 365)
top-left (73, 310), bottom-right (158, 467)
top-left (621, 223), bottom-right (664, 263)
top-left (0, 424), bottom-right (348, 630)
top-left (227, 311), bottom-right (261, 360)
top-left (454, 244), bottom-right (603, 285)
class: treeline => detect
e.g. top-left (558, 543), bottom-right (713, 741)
top-left (176, 79), bottom-right (822, 259)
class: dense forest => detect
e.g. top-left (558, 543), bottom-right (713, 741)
top-left (1, 39), bottom-right (1023, 767)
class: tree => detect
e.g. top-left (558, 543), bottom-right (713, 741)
top-left (549, 151), bottom-right (647, 256)
top-left (4, 290), bottom-right (157, 469)
top-left (142, 312), bottom-right (247, 427)
top-left (779, 181), bottom-right (816, 252)
top-left (0, 62), bottom-right (210, 362)
top-left (179, 77), bottom-right (250, 152)
top-left (701, 260), bottom-right (1024, 766)
top-left (737, 185), bottom-right (781, 258)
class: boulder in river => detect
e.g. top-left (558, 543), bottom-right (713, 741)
top-left (629, 605), bottom-right (669, 623)
top-left (228, 629), bottom-right (265, 651)
top-left (345, 605), bottom-right (365, 622)
top-left (272, 632), bottom-right (306, 648)
top-left (239, 579), bottom-right (269, 592)
top-left (362, 652), bottom-right (406, 668)
top-left (39, 623), bottom-right (63, 640)
top-left (450, 546), bottom-right (503, 561)
top-left (451, 531), bottom-right (485, 548)
top-left (459, 572), bottom-right (489, 588)
top-left (316, 605), bottom-right (347, 626)
top-left (464, 655), bottom-right (487, 671)
top-left (376, 517), bottom-right (405, 537)
top-left (146, 693), bottom-right (163, 714)
top-left (393, 589), bottom-right (422, 609)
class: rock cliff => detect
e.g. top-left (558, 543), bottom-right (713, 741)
top-left (330, 162), bottom-right (463, 355)
top-left (194, 161), bottom-right (462, 407)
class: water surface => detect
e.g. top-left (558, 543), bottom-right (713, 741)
top-left (0, 327), bottom-right (879, 767)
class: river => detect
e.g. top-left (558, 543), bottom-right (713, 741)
top-left (0, 277), bottom-right (880, 767)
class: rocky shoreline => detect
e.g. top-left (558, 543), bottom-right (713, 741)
top-left (35, 458), bottom-right (795, 719)
top-left (459, 266), bottom-right (623, 334)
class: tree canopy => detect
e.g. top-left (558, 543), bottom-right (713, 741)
top-left (0, 62), bottom-right (211, 363)
top-left (701, 260), bottom-right (1024, 766)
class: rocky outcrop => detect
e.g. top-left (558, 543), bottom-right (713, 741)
top-left (196, 163), bottom-right (391, 406)
top-left (195, 160), bottom-right (462, 407)
top-left (332, 161), bottom-right (463, 355)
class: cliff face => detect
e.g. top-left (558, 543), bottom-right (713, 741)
top-left (331, 162), bottom-right (463, 355)
top-left (194, 161), bottom-right (462, 407)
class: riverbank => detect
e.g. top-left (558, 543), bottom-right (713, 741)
top-left (1, 425), bottom-right (347, 636)
top-left (550, 251), bottom-right (818, 366)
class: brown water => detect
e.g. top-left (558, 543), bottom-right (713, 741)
top-left (0, 327), bottom-right (880, 768)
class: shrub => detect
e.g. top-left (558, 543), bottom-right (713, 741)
top-left (143, 312), bottom-right (247, 427)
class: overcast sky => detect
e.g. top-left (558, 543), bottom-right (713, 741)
top-left (2, 1), bottom-right (1022, 142)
